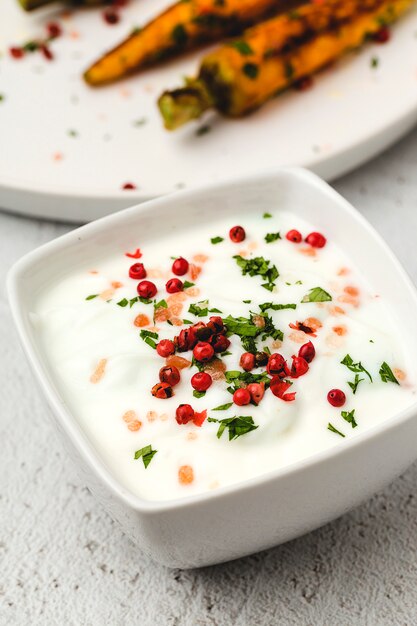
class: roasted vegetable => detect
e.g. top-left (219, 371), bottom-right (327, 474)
top-left (19, 0), bottom-right (104, 10)
top-left (84, 0), bottom-right (304, 86)
top-left (158, 0), bottom-right (415, 129)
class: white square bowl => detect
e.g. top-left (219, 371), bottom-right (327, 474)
top-left (8, 168), bottom-right (417, 569)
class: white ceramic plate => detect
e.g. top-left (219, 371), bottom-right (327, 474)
top-left (1, 1), bottom-right (417, 222)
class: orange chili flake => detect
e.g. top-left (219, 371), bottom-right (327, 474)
top-left (193, 254), bottom-right (209, 263)
top-left (338, 294), bottom-right (359, 307)
top-left (299, 246), bottom-right (317, 257)
top-left (90, 358), bottom-right (107, 384)
top-left (184, 287), bottom-right (200, 297)
top-left (125, 248), bottom-right (142, 259)
top-left (329, 305), bottom-right (346, 316)
top-left (189, 264), bottom-right (202, 281)
top-left (393, 368), bottom-right (406, 382)
top-left (344, 285), bottom-right (359, 297)
top-left (178, 465), bottom-right (194, 485)
top-left (127, 420), bottom-right (142, 432)
top-left (122, 410), bottom-right (137, 423)
top-left (134, 313), bottom-right (150, 327)
top-left (111, 281), bottom-right (123, 289)
top-left (166, 355), bottom-right (191, 370)
top-left (337, 267), bottom-right (350, 276)
top-left (204, 359), bottom-right (226, 381)
top-left (333, 325), bottom-right (347, 336)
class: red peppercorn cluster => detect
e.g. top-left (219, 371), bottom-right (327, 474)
top-left (285, 229), bottom-right (327, 248)
top-left (152, 316), bottom-right (229, 405)
top-left (9, 22), bottom-right (62, 62)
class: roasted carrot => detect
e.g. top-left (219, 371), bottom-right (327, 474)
top-left (84, 0), bottom-right (304, 86)
top-left (158, 0), bottom-right (415, 129)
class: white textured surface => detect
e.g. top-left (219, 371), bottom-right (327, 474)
top-left (1, 130), bottom-right (417, 624)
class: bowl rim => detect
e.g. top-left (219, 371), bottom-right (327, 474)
top-left (7, 166), bottom-right (417, 514)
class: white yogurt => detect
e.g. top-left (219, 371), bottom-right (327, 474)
top-left (32, 211), bottom-right (416, 501)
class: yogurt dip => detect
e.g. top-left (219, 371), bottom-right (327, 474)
top-left (31, 210), bottom-right (416, 501)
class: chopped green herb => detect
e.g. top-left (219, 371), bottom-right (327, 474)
top-left (209, 307), bottom-right (223, 314)
top-left (139, 296), bottom-right (153, 305)
top-left (243, 299), bottom-right (251, 304)
top-left (129, 297), bottom-right (139, 308)
top-left (327, 423), bottom-right (345, 438)
top-left (140, 329), bottom-right (159, 349)
top-left (341, 409), bottom-right (358, 428)
top-left (208, 415), bottom-right (258, 440)
top-left (196, 124), bottom-right (211, 137)
top-left (265, 232), bottom-right (281, 244)
top-left (86, 294), bottom-right (98, 301)
top-left (224, 312), bottom-right (283, 354)
top-left (234, 255), bottom-right (279, 291)
top-left (172, 23), bottom-right (188, 46)
top-left (263, 212), bottom-right (272, 219)
top-left (259, 302), bottom-right (296, 313)
top-left (242, 63), bottom-right (259, 79)
top-left (229, 40), bottom-right (253, 55)
top-left (301, 287), bottom-right (332, 303)
top-left (211, 236), bottom-right (224, 244)
top-left (182, 319), bottom-right (193, 324)
top-left (225, 370), bottom-right (270, 392)
top-left (341, 354), bottom-right (372, 382)
top-left (133, 117), bottom-right (147, 127)
top-left (154, 299), bottom-right (168, 311)
top-left (212, 402), bottom-right (233, 411)
top-left (348, 374), bottom-right (364, 395)
top-left (117, 298), bottom-right (129, 307)
top-left (67, 129), bottom-right (78, 138)
top-left (189, 300), bottom-right (209, 317)
top-left (193, 390), bottom-right (206, 399)
top-left (183, 281), bottom-right (195, 289)
top-left (134, 445), bottom-right (157, 468)
top-left (379, 362), bottom-right (399, 385)
top-left (371, 56), bottom-right (379, 68)
top-left (284, 60), bottom-right (295, 79)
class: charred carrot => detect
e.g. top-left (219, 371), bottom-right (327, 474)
top-left (158, 0), bottom-right (415, 129)
top-left (84, 0), bottom-right (304, 86)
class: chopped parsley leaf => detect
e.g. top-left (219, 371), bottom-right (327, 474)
top-left (348, 374), bottom-right (364, 395)
top-left (140, 329), bottom-right (159, 349)
top-left (265, 232), bottom-right (281, 243)
top-left (193, 390), bottom-right (206, 399)
top-left (242, 63), bottom-right (259, 79)
top-left (327, 423), bottom-right (345, 438)
top-left (211, 236), bottom-right (224, 244)
top-left (234, 255), bottom-right (279, 291)
top-left (263, 212), bottom-right (272, 219)
top-left (379, 362), bottom-right (399, 385)
top-left (341, 409), bottom-right (358, 428)
top-left (212, 402), bottom-right (233, 411)
top-left (208, 415), bottom-right (258, 440)
top-left (172, 23), bottom-right (188, 46)
top-left (189, 300), bottom-right (209, 317)
top-left (154, 299), bottom-right (168, 310)
top-left (259, 302), bottom-right (296, 312)
top-left (301, 287), bottom-right (332, 303)
top-left (183, 281), bottom-right (195, 289)
top-left (117, 298), bottom-right (129, 307)
top-left (134, 445), bottom-right (157, 468)
top-left (229, 40), bottom-right (253, 55)
top-left (341, 354), bottom-right (372, 382)
top-left (86, 294), bottom-right (98, 300)
top-left (225, 370), bottom-right (270, 393)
